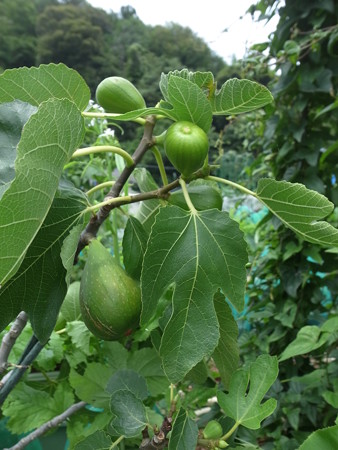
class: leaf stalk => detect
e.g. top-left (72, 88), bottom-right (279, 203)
top-left (72, 145), bottom-right (134, 168)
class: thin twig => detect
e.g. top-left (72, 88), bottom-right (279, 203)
top-left (0, 312), bottom-right (28, 374)
top-left (4, 401), bottom-right (87, 450)
top-left (74, 115), bottom-right (157, 262)
top-left (0, 337), bottom-right (44, 405)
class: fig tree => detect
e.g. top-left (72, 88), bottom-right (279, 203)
top-left (95, 76), bottom-right (146, 114)
top-left (164, 121), bottom-right (209, 177)
top-left (80, 239), bottom-right (141, 340)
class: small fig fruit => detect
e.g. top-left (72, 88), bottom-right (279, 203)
top-left (202, 420), bottom-right (223, 440)
top-left (164, 121), bottom-right (209, 177)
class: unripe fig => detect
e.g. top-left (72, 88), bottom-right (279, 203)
top-left (169, 184), bottom-right (222, 211)
top-left (202, 420), bottom-right (223, 440)
top-left (80, 240), bottom-right (141, 340)
top-left (218, 440), bottom-right (228, 448)
top-left (164, 121), bottom-right (209, 177)
top-left (95, 76), bottom-right (146, 113)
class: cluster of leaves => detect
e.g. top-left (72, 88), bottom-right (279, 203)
top-left (213, 0), bottom-right (338, 447)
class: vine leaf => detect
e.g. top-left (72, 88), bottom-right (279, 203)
top-left (210, 78), bottom-right (273, 115)
top-left (212, 291), bottom-right (239, 389)
top-left (0, 98), bottom-right (84, 286)
top-left (0, 181), bottom-right (87, 343)
top-left (0, 63), bottom-right (90, 111)
top-left (217, 354), bottom-right (278, 430)
top-left (141, 206), bottom-right (247, 383)
top-left (256, 179), bottom-right (338, 247)
top-left (0, 100), bottom-right (37, 199)
top-left (168, 408), bottom-right (198, 450)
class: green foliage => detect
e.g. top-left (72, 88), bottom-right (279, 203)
top-left (298, 425), bottom-right (338, 450)
top-left (256, 178), bottom-right (338, 246)
top-left (141, 205), bottom-right (247, 382)
top-left (217, 355), bottom-right (278, 430)
top-left (2, 382), bottom-right (74, 434)
top-left (0, 8), bottom-right (337, 446)
top-left (169, 408), bottom-right (198, 450)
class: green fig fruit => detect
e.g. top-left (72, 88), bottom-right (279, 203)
top-left (164, 121), bottom-right (209, 177)
top-left (202, 420), bottom-right (223, 440)
top-left (80, 240), bottom-right (141, 340)
top-left (95, 76), bottom-right (146, 113)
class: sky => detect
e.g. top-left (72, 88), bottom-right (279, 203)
top-left (87, 0), bottom-right (278, 63)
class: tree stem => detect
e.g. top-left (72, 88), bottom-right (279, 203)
top-left (74, 115), bottom-right (158, 262)
top-left (84, 178), bottom-right (180, 213)
top-left (0, 337), bottom-right (44, 405)
top-left (0, 312), bottom-right (28, 375)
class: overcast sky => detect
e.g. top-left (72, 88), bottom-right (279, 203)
top-left (87, 0), bottom-right (278, 62)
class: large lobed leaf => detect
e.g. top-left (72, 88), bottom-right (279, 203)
top-left (141, 206), bottom-right (247, 383)
top-left (0, 181), bottom-right (87, 342)
top-left (0, 63), bottom-right (90, 111)
top-left (0, 98), bottom-right (85, 286)
top-left (256, 178), bottom-right (338, 247)
top-left (217, 354), bottom-right (278, 430)
top-left (210, 78), bottom-right (274, 115)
